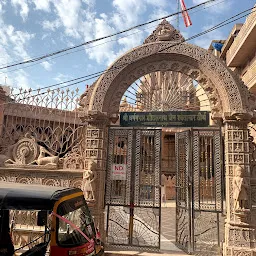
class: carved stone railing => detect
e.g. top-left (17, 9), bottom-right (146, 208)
top-left (0, 85), bottom-right (88, 252)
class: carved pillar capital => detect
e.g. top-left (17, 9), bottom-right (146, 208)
top-left (223, 113), bottom-right (252, 124)
top-left (79, 110), bottom-right (110, 125)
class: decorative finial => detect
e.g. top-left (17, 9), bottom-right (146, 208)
top-left (144, 19), bottom-right (185, 44)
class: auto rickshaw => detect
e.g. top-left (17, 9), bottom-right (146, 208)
top-left (0, 182), bottom-right (104, 256)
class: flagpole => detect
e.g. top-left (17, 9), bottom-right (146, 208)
top-left (179, 0), bottom-right (192, 27)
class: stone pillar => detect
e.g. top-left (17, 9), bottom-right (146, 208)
top-left (223, 119), bottom-right (256, 255)
top-left (81, 111), bottom-right (109, 241)
top-left (0, 86), bottom-right (7, 137)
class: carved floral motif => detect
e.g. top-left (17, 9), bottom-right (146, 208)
top-left (5, 135), bottom-right (38, 165)
top-left (82, 38), bottom-right (255, 120)
top-left (63, 146), bottom-right (84, 169)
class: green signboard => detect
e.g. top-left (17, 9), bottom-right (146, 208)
top-left (120, 111), bottom-right (210, 127)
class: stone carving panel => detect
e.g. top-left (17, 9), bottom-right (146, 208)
top-left (81, 40), bottom-right (254, 119)
top-left (12, 136), bottom-right (38, 164)
top-left (229, 228), bottom-right (250, 247)
top-left (4, 135), bottom-right (60, 169)
top-left (63, 146), bottom-right (85, 169)
top-left (224, 122), bottom-right (251, 221)
top-left (0, 92), bottom-right (84, 170)
top-left (82, 160), bottom-right (97, 200)
top-left (233, 251), bottom-right (252, 256)
top-left (103, 60), bottom-right (222, 117)
top-left (70, 178), bottom-right (82, 188)
top-left (0, 170), bottom-right (82, 188)
top-left (144, 19), bottom-right (184, 43)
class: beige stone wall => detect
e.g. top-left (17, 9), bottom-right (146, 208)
top-left (242, 55), bottom-right (256, 93)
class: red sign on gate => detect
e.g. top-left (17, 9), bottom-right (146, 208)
top-left (111, 164), bottom-right (127, 180)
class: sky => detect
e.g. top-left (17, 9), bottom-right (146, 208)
top-left (0, 0), bottom-right (255, 95)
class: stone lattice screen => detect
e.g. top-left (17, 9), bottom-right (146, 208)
top-left (0, 86), bottom-right (86, 250)
top-left (0, 87), bottom-right (85, 170)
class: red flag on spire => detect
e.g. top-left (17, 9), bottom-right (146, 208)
top-left (179, 0), bottom-right (192, 27)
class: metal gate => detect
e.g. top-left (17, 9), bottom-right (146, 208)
top-left (176, 128), bottom-right (224, 255)
top-left (105, 128), bottom-right (161, 250)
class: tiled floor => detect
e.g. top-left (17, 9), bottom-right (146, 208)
top-left (161, 201), bottom-right (176, 242)
top-left (106, 200), bottom-right (224, 255)
top-left (106, 201), bottom-right (188, 256)
top-left (105, 201), bottom-right (187, 256)
top-left (160, 201), bottom-right (187, 255)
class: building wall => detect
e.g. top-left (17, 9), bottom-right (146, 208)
top-left (242, 53), bottom-right (256, 93)
top-left (209, 5), bottom-right (256, 95)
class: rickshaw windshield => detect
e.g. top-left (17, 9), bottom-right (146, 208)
top-left (57, 195), bottom-right (95, 247)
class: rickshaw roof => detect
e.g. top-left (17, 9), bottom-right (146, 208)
top-left (0, 182), bottom-right (82, 210)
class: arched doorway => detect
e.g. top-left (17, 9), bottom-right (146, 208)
top-left (80, 21), bottom-right (256, 256)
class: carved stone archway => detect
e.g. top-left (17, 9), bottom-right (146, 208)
top-left (80, 21), bottom-right (256, 256)
top-left (86, 42), bottom-right (254, 120)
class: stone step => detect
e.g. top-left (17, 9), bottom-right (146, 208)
top-left (105, 250), bottom-right (188, 256)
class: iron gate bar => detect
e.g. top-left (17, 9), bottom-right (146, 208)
top-left (175, 130), bottom-right (192, 253)
top-left (190, 130), bottom-right (194, 254)
top-left (191, 128), bottom-right (223, 213)
top-left (176, 127), bottom-right (224, 255)
top-left (129, 128), bottom-right (136, 246)
top-left (106, 127), bottom-right (161, 250)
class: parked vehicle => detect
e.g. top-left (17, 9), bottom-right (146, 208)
top-left (0, 182), bottom-right (104, 256)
